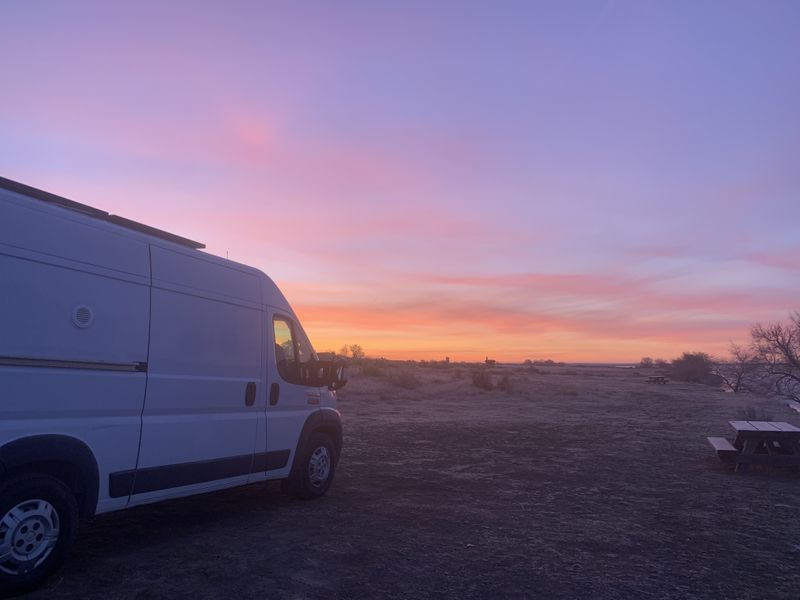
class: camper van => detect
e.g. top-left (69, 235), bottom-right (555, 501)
top-left (0, 177), bottom-right (345, 593)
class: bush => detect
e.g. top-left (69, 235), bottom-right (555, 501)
top-left (472, 369), bottom-right (494, 390)
top-left (671, 352), bottom-right (715, 383)
top-left (360, 363), bottom-right (384, 378)
top-left (497, 375), bottom-right (513, 393)
top-left (639, 357), bottom-right (654, 368)
top-left (523, 360), bottom-right (541, 373)
top-left (387, 369), bottom-right (420, 389)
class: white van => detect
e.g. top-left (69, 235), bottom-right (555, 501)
top-left (0, 177), bottom-right (346, 594)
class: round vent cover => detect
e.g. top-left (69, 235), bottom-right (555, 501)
top-left (72, 305), bottom-right (94, 329)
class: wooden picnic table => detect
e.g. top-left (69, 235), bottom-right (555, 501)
top-left (646, 375), bottom-right (669, 384)
top-left (708, 421), bottom-right (800, 471)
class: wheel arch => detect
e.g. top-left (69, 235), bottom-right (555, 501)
top-left (0, 435), bottom-right (100, 518)
top-left (289, 408), bottom-right (342, 481)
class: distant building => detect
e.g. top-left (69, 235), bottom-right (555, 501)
top-left (485, 357), bottom-right (496, 368)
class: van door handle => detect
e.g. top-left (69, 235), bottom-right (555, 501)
top-left (269, 382), bottom-right (280, 406)
top-left (245, 382), bottom-right (256, 406)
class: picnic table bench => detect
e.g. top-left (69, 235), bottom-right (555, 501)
top-left (646, 375), bottom-right (669, 384)
top-left (708, 421), bottom-right (800, 471)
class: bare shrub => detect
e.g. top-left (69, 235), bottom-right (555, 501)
top-left (639, 357), bottom-right (654, 368)
top-left (671, 352), bottom-right (718, 384)
top-left (472, 369), bottom-right (494, 391)
top-left (453, 368), bottom-right (463, 379)
top-left (713, 343), bottom-right (759, 393)
top-left (524, 360), bottom-right (541, 373)
top-left (750, 312), bottom-right (800, 401)
top-left (387, 369), bottom-right (420, 389)
top-left (497, 375), bottom-right (513, 393)
top-left (360, 363), bottom-right (384, 378)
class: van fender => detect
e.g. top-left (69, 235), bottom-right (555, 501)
top-left (288, 408), bottom-right (342, 485)
top-left (0, 435), bottom-right (100, 517)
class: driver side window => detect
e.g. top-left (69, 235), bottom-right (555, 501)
top-left (273, 317), bottom-right (296, 382)
top-left (273, 316), bottom-right (320, 385)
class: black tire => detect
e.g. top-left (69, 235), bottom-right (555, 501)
top-left (0, 474), bottom-right (79, 597)
top-left (294, 432), bottom-right (337, 500)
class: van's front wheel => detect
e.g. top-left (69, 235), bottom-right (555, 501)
top-left (0, 475), bottom-right (78, 595)
top-left (293, 433), bottom-right (336, 499)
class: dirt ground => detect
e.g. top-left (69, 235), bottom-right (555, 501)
top-left (29, 364), bottom-right (800, 599)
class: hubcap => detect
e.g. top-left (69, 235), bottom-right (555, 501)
top-left (308, 446), bottom-right (331, 488)
top-left (0, 499), bottom-right (60, 576)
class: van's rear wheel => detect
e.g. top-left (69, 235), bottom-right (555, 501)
top-left (0, 475), bottom-right (78, 595)
top-left (294, 433), bottom-right (336, 499)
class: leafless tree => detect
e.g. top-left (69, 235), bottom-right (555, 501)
top-left (713, 343), bottom-right (759, 393)
top-left (750, 312), bottom-right (800, 401)
top-left (349, 344), bottom-right (365, 360)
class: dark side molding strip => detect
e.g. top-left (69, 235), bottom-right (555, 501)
top-left (109, 450), bottom-right (291, 498)
top-left (0, 356), bottom-right (147, 372)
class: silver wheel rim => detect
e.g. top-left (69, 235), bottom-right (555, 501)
top-left (0, 499), bottom-right (60, 576)
top-left (308, 446), bottom-right (331, 488)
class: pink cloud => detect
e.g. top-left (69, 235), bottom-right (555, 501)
top-left (744, 250), bottom-right (800, 272)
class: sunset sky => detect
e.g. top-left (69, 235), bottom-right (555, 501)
top-left (2, 1), bottom-right (798, 362)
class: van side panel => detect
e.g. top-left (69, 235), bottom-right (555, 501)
top-left (0, 189), bottom-right (149, 277)
top-left (132, 247), bottom-right (263, 504)
top-left (0, 193), bottom-right (150, 514)
top-left (0, 368), bottom-right (146, 514)
top-left (0, 253), bottom-right (149, 363)
top-left (150, 245), bottom-right (261, 302)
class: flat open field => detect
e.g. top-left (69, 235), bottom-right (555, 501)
top-left (29, 364), bottom-right (800, 599)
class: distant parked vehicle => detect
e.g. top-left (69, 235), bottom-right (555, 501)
top-left (0, 177), bottom-right (346, 594)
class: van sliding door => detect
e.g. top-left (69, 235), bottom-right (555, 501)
top-left (128, 247), bottom-right (263, 502)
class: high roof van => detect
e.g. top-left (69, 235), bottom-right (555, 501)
top-left (0, 177), bottom-right (346, 594)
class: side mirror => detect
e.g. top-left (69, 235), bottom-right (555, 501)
top-left (310, 359), bottom-right (348, 390)
top-left (328, 364), bottom-right (348, 391)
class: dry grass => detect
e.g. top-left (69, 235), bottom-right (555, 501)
top-left (33, 364), bottom-right (800, 599)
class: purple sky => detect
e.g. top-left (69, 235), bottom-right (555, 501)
top-left (2, 1), bottom-right (798, 361)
